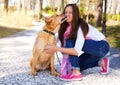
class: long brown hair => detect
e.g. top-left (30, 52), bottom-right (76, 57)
top-left (58, 4), bottom-right (89, 46)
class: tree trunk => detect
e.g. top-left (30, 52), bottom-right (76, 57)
top-left (4, 0), bottom-right (9, 13)
top-left (95, 0), bottom-right (103, 27)
top-left (107, 0), bottom-right (112, 13)
top-left (17, 0), bottom-right (27, 14)
top-left (38, 0), bottom-right (43, 20)
top-left (61, 0), bottom-right (64, 12)
top-left (22, 0), bottom-right (27, 14)
top-left (111, 0), bottom-right (118, 15)
top-left (30, 0), bottom-right (36, 11)
top-left (17, 0), bottom-right (22, 12)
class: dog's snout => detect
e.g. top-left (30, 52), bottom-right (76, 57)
top-left (64, 15), bottom-right (67, 18)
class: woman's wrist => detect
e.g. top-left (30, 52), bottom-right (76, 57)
top-left (55, 45), bottom-right (60, 52)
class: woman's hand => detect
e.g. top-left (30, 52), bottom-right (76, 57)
top-left (45, 43), bottom-right (79, 56)
top-left (44, 43), bottom-right (57, 54)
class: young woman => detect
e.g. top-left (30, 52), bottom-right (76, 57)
top-left (44, 4), bottom-right (110, 81)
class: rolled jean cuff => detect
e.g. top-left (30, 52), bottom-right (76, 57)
top-left (72, 67), bottom-right (80, 70)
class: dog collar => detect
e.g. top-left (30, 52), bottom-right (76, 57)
top-left (43, 29), bottom-right (55, 36)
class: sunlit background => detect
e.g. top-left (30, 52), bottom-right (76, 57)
top-left (0, 0), bottom-right (120, 49)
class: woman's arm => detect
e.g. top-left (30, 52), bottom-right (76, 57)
top-left (45, 27), bottom-right (85, 57)
top-left (74, 27), bottom-right (85, 56)
top-left (44, 43), bottom-right (78, 56)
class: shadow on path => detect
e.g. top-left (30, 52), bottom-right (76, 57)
top-left (109, 48), bottom-right (120, 69)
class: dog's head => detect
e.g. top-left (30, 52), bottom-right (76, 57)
top-left (44, 14), bottom-right (67, 32)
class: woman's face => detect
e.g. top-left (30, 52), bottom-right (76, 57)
top-left (65, 6), bottom-right (73, 24)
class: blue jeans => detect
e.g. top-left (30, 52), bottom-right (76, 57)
top-left (65, 39), bottom-right (110, 71)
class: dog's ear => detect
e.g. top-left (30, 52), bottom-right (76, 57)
top-left (44, 17), bottom-right (52, 24)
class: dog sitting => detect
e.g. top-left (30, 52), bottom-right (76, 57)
top-left (30, 14), bottom-right (67, 76)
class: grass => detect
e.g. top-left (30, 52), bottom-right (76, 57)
top-left (106, 25), bottom-right (120, 50)
top-left (0, 26), bottom-right (24, 38)
top-left (0, 12), bottom-right (33, 38)
top-left (0, 12), bottom-right (34, 27)
top-left (0, 7), bottom-right (38, 38)
top-left (97, 23), bottom-right (120, 50)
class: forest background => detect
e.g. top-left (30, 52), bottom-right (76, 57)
top-left (0, 0), bottom-right (120, 49)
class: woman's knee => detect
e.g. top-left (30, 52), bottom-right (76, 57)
top-left (82, 40), bottom-right (110, 56)
top-left (99, 41), bottom-right (110, 56)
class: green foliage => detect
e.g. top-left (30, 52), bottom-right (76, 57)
top-left (79, 6), bottom-right (86, 18)
top-left (106, 14), bottom-right (112, 20)
top-left (43, 6), bottom-right (51, 12)
top-left (112, 14), bottom-right (120, 21)
top-left (106, 14), bottom-right (120, 21)
top-left (78, 1), bottom-right (95, 25)
top-left (87, 14), bottom-right (95, 25)
top-left (43, 6), bottom-right (56, 15)
top-left (48, 10), bottom-right (56, 14)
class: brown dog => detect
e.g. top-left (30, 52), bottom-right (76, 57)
top-left (30, 14), bottom-right (67, 76)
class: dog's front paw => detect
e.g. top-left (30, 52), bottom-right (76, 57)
top-left (52, 71), bottom-right (60, 77)
top-left (30, 71), bottom-right (37, 76)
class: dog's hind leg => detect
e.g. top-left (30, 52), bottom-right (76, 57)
top-left (50, 55), bottom-right (60, 76)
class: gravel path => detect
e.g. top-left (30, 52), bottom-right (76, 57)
top-left (0, 22), bottom-right (120, 85)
